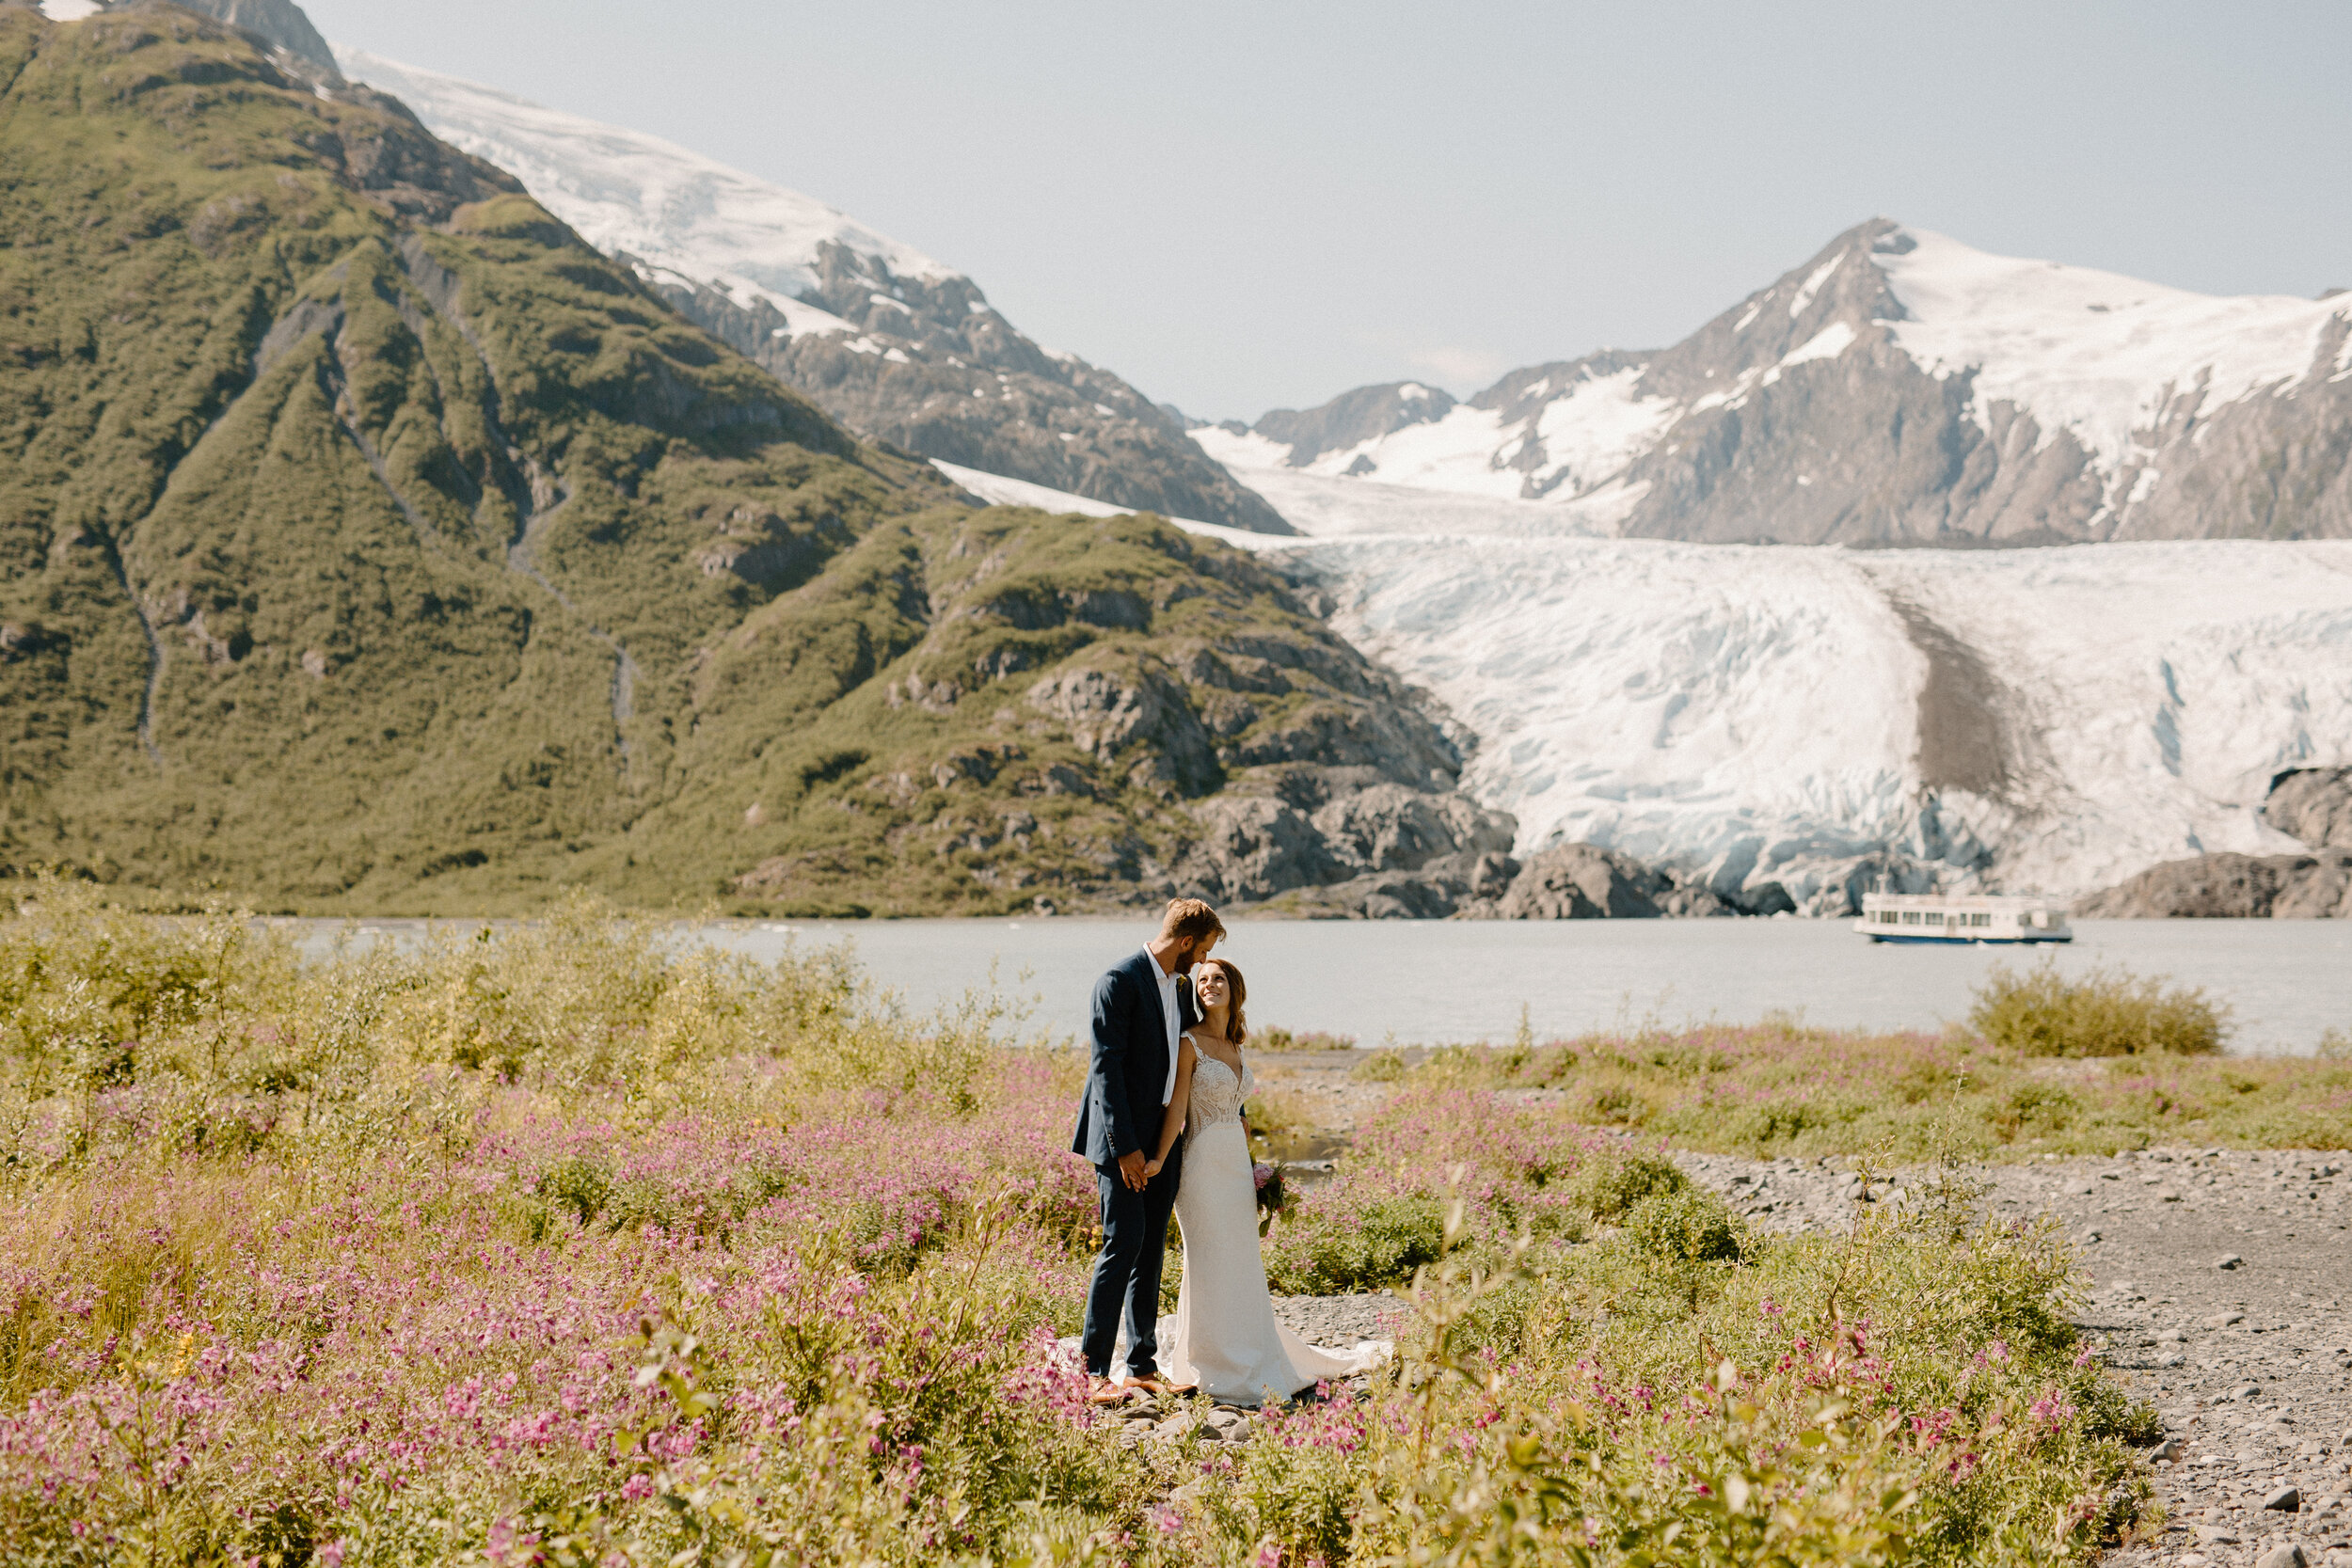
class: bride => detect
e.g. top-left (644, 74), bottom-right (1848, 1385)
top-left (1139, 958), bottom-right (1388, 1405)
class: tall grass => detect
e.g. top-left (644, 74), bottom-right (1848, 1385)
top-left (1397, 984), bottom-right (2347, 1162)
top-left (0, 884), bottom-right (2165, 1564)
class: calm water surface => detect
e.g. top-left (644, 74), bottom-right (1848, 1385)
top-left (299, 918), bottom-right (2352, 1055)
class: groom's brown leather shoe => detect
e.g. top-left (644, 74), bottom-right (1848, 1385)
top-left (1124, 1374), bottom-right (1178, 1397)
top-left (1086, 1375), bottom-right (1132, 1406)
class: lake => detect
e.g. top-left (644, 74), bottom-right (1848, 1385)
top-left (298, 917), bottom-right (2352, 1055)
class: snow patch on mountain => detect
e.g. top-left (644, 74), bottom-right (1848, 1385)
top-left (1527, 367), bottom-right (1679, 494)
top-left (333, 48), bottom-right (952, 328)
top-left (1872, 228), bottom-right (2352, 485)
top-left (931, 460), bottom-right (1214, 531)
top-left (1777, 321), bottom-right (1854, 368)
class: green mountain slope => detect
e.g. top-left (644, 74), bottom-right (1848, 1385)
top-left (0, 3), bottom-right (1514, 916)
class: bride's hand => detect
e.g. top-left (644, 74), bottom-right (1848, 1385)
top-left (1143, 1156), bottom-right (1164, 1179)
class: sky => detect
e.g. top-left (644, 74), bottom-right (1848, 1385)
top-left (300, 0), bottom-right (2352, 423)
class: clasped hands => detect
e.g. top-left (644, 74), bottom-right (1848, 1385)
top-left (1115, 1148), bottom-right (1166, 1191)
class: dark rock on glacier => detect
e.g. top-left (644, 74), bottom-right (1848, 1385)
top-left (2081, 765), bottom-right (2352, 916)
top-left (2265, 767), bottom-right (2352, 849)
top-left (1255, 383), bottom-right (1458, 468)
top-left (2076, 850), bottom-right (2352, 918)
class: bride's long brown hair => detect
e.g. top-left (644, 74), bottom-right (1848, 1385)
top-left (1201, 958), bottom-right (1248, 1044)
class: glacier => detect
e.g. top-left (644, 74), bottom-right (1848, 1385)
top-left (976, 433), bottom-right (2352, 908)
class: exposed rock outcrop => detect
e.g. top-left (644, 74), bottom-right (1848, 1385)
top-left (2264, 767), bottom-right (2352, 849)
top-left (168, 0), bottom-right (341, 76)
top-left (1225, 834), bottom-right (1805, 923)
top-left (2076, 851), bottom-right (2352, 919)
top-left (1464, 844), bottom-right (1794, 921)
top-left (1249, 382), bottom-right (1458, 469)
top-left (2080, 765), bottom-right (2352, 917)
top-left (1181, 765), bottom-right (1518, 917)
top-left (657, 257), bottom-right (1294, 535)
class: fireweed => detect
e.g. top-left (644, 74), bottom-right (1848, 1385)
top-left (0, 887), bottom-right (2156, 1564)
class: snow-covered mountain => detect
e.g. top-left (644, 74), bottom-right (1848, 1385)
top-left (332, 48), bottom-right (1289, 534)
top-left (1227, 220), bottom-right (2352, 546)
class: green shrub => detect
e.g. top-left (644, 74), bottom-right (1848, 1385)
top-left (1263, 1195), bottom-right (1445, 1293)
top-left (1970, 959), bottom-right (2229, 1056)
top-left (1253, 1025), bottom-right (1357, 1052)
top-left (1352, 1048), bottom-right (1407, 1083)
top-left (1567, 1149), bottom-right (1687, 1219)
top-left (1625, 1187), bottom-right (1746, 1263)
top-left (537, 1154), bottom-right (613, 1226)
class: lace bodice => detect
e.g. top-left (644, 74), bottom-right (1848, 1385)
top-left (1184, 1038), bottom-right (1251, 1139)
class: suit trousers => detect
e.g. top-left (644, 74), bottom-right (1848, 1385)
top-left (1080, 1146), bottom-right (1184, 1378)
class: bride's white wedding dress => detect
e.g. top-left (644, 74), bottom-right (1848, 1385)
top-left (1158, 1041), bottom-right (1389, 1405)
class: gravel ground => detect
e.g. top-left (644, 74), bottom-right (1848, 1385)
top-left (1271, 1290), bottom-right (1400, 1350)
top-left (1251, 1056), bottom-right (2352, 1566)
top-left (1671, 1146), bottom-right (2352, 1568)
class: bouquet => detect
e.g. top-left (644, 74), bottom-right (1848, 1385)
top-left (1253, 1161), bottom-right (1287, 1236)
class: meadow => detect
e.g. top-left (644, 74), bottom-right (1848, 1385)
top-left (1359, 962), bottom-right (2352, 1163)
top-left (3, 886), bottom-right (2298, 1566)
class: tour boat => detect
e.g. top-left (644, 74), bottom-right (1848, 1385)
top-left (1855, 892), bottom-right (2074, 945)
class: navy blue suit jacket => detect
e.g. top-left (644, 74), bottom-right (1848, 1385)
top-left (1071, 949), bottom-right (1198, 1165)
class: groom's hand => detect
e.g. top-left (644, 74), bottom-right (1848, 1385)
top-left (1118, 1149), bottom-right (1149, 1191)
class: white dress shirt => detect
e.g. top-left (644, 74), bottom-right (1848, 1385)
top-left (1144, 947), bottom-right (1183, 1105)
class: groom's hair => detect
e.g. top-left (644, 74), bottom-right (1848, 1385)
top-left (1160, 897), bottom-right (1225, 950)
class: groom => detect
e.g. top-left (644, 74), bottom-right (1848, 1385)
top-left (1072, 896), bottom-right (1224, 1402)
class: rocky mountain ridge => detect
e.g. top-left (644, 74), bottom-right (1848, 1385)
top-left (1230, 218), bottom-right (2352, 546)
top-left (330, 48), bottom-right (1291, 537)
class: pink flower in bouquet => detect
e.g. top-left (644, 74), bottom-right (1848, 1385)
top-left (1252, 1163), bottom-right (1274, 1191)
